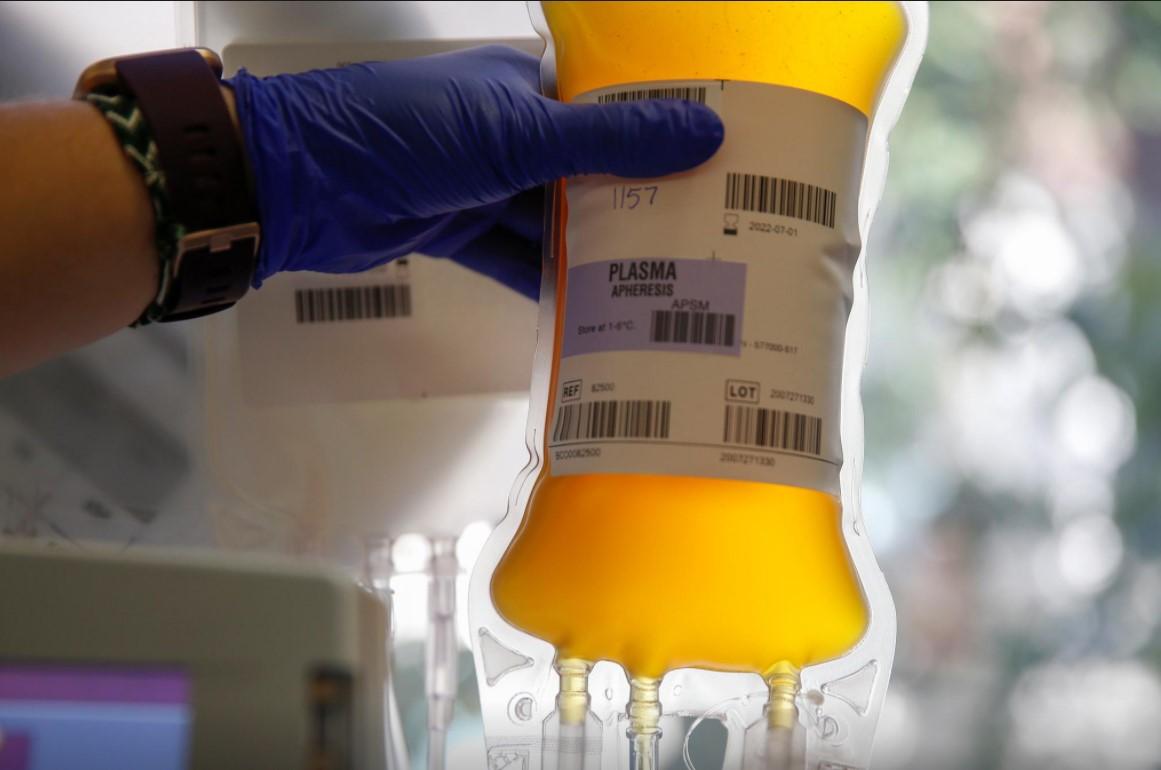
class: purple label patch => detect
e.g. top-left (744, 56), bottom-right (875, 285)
top-left (561, 259), bottom-right (746, 357)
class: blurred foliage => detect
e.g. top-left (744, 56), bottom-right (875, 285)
top-left (864, 2), bottom-right (1161, 767)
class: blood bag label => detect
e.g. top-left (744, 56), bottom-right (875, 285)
top-left (549, 80), bottom-right (868, 496)
top-left (236, 256), bottom-right (536, 405)
top-left (561, 259), bottom-right (745, 357)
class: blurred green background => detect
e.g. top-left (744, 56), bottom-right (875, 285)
top-left (864, 2), bottom-right (1161, 767)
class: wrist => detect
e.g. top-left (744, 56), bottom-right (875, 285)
top-left (220, 83), bottom-right (239, 129)
top-left (77, 49), bottom-right (260, 322)
top-left (219, 82), bottom-right (255, 202)
top-left (226, 69), bottom-right (290, 286)
top-left (227, 66), bottom-right (425, 282)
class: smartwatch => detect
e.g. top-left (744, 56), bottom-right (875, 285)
top-left (75, 48), bottom-right (259, 323)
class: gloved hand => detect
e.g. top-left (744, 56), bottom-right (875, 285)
top-left (228, 45), bottom-right (724, 299)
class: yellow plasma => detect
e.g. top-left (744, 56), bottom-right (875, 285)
top-left (492, 2), bottom-right (906, 680)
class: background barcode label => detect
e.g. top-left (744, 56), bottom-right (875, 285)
top-left (723, 405), bottom-right (822, 455)
top-left (295, 284), bottom-right (412, 324)
top-left (597, 86), bottom-right (708, 105)
top-left (553, 400), bottom-right (672, 442)
top-left (650, 310), bottom-right (736, 347)
top-left (725, 172), bottom-right (837, 228)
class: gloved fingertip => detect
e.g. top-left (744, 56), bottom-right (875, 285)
top-left (642, 101), bottom-right (725, 171)
top-left (576, 100), bottom-right (724, 179)
top-left (683, 102), bottom-right (726, 162)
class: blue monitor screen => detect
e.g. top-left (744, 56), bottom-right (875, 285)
top-left (0, 664), bottom-right (190, 770)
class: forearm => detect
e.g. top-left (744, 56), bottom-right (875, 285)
top-left (0, 99), bottom-right (153, 375)
top-left (0, 87), bottom-right (240, 377)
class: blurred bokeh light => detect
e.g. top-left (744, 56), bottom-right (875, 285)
top-left (865, 2), bottom-right (1161, 767)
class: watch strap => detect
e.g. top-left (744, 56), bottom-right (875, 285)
top-left (116, 51), bottom-right (253, 231)
top-left (114, 50), bottom-right (258, 321)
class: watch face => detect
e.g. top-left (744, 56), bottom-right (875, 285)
top-left (73, 48), bottom-right (223, 98)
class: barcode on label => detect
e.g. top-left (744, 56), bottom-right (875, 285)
top-left (650, 310), bottom-right (736, 347)
top-left (597, 86), bottom-right (708, 105)
top-left (725, 172), bottom-right (837, 228)
top-left (294, 284), bottom-right (412, 324)
top-left (553, 400), bottom-right (672, 442)
top-left (723, 405), bottom-right (822, 455)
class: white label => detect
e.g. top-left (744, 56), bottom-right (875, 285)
top-left (236, 256), bottom-right (537, 405)
top-left (549, 80), bottom-right (867, 496)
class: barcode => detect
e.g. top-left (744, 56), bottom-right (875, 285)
top-left (725, 172), bottom-right (837, 228)
top-left (650, 310), bottom-right (736, 347)
top-left (294, 284), bottom-right (412, 323)
top-left (723, 405), bottom-right (822, 455)
top-left (597, 86), bottom-right (708, 105)
top-left (553, 400), bottom-right (672, 442)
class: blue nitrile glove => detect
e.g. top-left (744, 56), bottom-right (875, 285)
top-left (228, 45), bottom-right (724, 299)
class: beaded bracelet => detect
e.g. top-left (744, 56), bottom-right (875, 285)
top-left (85, 91), bottom-right (186, 326)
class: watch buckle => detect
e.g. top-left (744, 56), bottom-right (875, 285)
top-left (161, 222), bottom-right (260, 320)
top-left (174, 222), bottom-right (260, 271)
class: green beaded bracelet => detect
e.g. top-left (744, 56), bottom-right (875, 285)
top-left (85, 91), bottom-right (187, 326)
